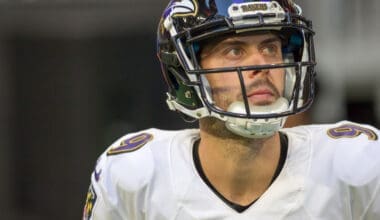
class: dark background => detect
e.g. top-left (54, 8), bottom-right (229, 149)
top-left (0, 0), bottom-right (378, 219)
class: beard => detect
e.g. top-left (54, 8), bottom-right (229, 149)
top-left (199, 117), bottom-right (267, 158)
top-left (199, 117), bottom-right (235, 139)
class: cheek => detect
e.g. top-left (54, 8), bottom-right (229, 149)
top-left (206, 72), bottom-right (240, 89)
top-left (272, 70), bottom-right (286, 94)
top-left (205, 74), bottom-right (241, 108)
top-left (200, 56), bottom-right (218, 69)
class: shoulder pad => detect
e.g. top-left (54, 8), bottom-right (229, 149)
top-left (326, 122), bottom-right (380, 186)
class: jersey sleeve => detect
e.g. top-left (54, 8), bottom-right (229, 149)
top-left (83, 154), bottom-right (124, 220)
top-left (327, 122), bottom-right (380, 185)
top-left (356, 124), bottom-right (380, 219)
top-left (323, 121), bottom-right (380, 219)
top-left (82, 131), bottom-right (156, 220)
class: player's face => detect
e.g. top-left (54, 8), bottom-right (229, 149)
top-left (200, 33), bottom-right (285, 110)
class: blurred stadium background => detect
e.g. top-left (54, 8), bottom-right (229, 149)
top-left (0, 0), bottom-right (378, 219)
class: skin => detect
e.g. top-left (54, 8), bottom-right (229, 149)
top-left (197, 33), bottom-right (286, 206)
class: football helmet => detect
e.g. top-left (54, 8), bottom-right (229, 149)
top-left (157, 0), bottom-right (316, 138)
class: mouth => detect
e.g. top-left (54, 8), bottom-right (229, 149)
top-left (247, 87), bottom-right (276, 105)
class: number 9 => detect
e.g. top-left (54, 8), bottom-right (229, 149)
top-left (327, 124), bottom-right (378, 141)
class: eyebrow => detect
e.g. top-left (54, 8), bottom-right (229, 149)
top-left (200, 35), bottom-right (281, 57)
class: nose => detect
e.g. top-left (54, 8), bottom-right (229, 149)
top-left (246, 53), bottom-right (271, 79)
top-left (247, 68), bottom-right (270, 79)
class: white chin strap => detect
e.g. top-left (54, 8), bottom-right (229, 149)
top-left (225, 97), bottom-right (289, 138)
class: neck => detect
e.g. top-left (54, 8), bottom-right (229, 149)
top-left (198, 119), bottom-right (282, 205)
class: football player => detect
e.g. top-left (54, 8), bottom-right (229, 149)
top-left (83, 0), bottom-right (380, 219)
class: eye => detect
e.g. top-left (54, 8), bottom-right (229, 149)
top-left (223, 47), bottom-right (245, 60)
top-left (260, 44), bottom-right (280, 57)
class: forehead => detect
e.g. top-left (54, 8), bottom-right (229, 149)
top-left (220, 32), bottom-right (280, 43)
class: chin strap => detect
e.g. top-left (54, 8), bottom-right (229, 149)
top-left (224, 98), bottom-right (289, 138)
top-left (225, 117), bottom-right (287, 138)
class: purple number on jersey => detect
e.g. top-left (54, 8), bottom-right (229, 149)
top-left (107, 133), bottom-right (153, 156)
top-left (327, 124), bottom-right (378, 141)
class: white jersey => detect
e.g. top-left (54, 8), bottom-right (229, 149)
top-left (82, 121), bottom-right (380, 220)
